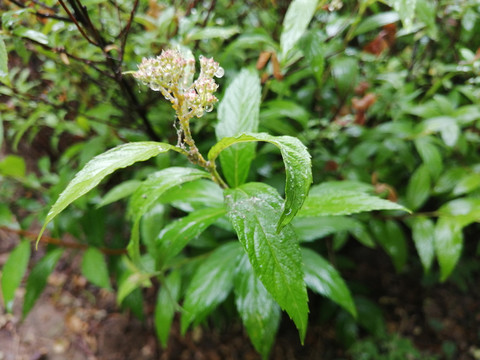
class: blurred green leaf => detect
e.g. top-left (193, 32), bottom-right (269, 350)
top-left (353, 11), bottom-right (400, 36)
top-left (299, 30), bottom-right (325, 85)
top-left (331, 56), bottom-right (358, 98)
top-left (81, 247), bottom-right (112, 290)
top-left (1, 240), bottom-right (31, 313)
top-left (406, 164), bottom-right (431, 210)
top-left (155, 270), bottom-right (181, 348)
top-left (452, 173), bottom-right (480, 196)
top-left (386, 0), bottom-right (417, 30)
top-left (186, 26), bottom-right (239, 41)
top-left (0, 155), bottom-right (26, 178)
top-left (97, 180), bottom-right (142, 208)
top-left (411, 216), bottom-right (435, 273)
top-left (12, 27), bottom-right (49, 45)
top-left (225, 183), bottom-right (308, 343)
top-left (435, 217), bottom-right (463, 282)
top-left (370, 220), bottom-right (407, 272)
top-left (23, 248), bottom-right (63, 318)
top-left (414, 137), bottom-right (443, 180)
top-left (302, 248), bottom-right (357, 318)
top-left (0, 36), bottom-right (10, 85)
top-left (181, 242), bottom-right (242, 333)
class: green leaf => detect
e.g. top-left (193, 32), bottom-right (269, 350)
top-left (0, 36), bottom-right (10, 85)
top-left (422, 116), bottom-right (459, 147)
top-left (225, 183), bottom-right (308, 342)
top-left (38, 142), bottom-right (178, 244)
top-left (299, 30), bottom-right (325, 85)
top-left (234, 254), bottom-right (281, 360)
top-left (353, 11), bottom-right (400, 36)
top-left (370, 220), bottom-right (407, 272)
top-left (331, 56), bottom-right (358, 98)
top-left (181, 242), bottom-right (242, 333)
top-left (186, 26), bottom-right (240, 41)
top-left (386, 0), bottom-right (417, 30)
top-left (127, 167), bottom-right (210, 262)
top-left (298, 182), bottom-right (408, 217)
top-left (81, 248), bottom-right (112, 290)
top-left (156, 207), bottom-right (227, 266)
top-left (280, 0), bottom-right (320, 62)
top-left (411, 217), bottom-right (435, 273)
top-left (452, 173), bottom-right (480, 196)
top-left (209, 133), bottom-right (312, 230)
top-left (12, 27), bottom-right (49, 45)
top-left (0, 155), bottom-right (26, 177)
top-left (23, 248), bottom-right (64, 318)
top-left (414, 137), bottom-right (443, 180)
top-left (302, 248), bottom-right (356, 318)
top-left (438, 198), bottom-right (480, 226)
top-left (406, 164), bottom-right (431, 210)
top-left (434, 217), bottom-right (463, 282)
top-left (216, 69), bottom-right (261, 187)
top-left (155, 270), bottom-right (181, 348)
top-left (97, 180), bottom-right (142, 208)
top-left (1, 240), bottom-right (31, 313)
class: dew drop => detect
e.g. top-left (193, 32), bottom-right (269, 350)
top-left (150, 83), bottom-right (161, 91)
top-left (215, 67), bottom-right (224, 78)
top-left (205, 105), bottom-right (213, 112)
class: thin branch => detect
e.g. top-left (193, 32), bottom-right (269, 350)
top-left (7, 0), bottom-right (71, 21)
top-left (58, 0), bottom-right (100, 46)
top-left (0, 226), bottom-right (127, 256)
top-left (119, 0), bottom-right (139, 63)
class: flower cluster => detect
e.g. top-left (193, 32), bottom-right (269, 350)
top-left (133, 49), bottom-right (223, 118)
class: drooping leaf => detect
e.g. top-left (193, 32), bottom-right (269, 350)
top-left (280, 0), bottom-right (320, 62)
top-left (369, 220), bottom-right (407, 272)
top-left (97, 180), bottom-right (142, 208)
top-left (414, 136), bottom-right (443, 180)
top-left (181, 242), bottom-right (243, 333)
top-left (38, 142), bottom-right (180, 243)
top-left (155, 270), bottom-right (181, 348)
top-left (216, 69), bottom-right (261, 187)
top-left (434, 217), bottom-right (463, 282)
top-left (299, 30), bottom-right (325, 85)
top-left (302, 248), bottom-right (356, 318)
top-left (234, 254), bottom-right (281, 360)
top-left (1, 240), bottom-right (31, 313)
top-left (156, 207), bottom-right (227, 266)
top-left (406, 164), bottom-right (431, 210)
top-left (225, 183), bottom-right (308, 342)
top-left (209, 133), bottom-right (312, 230)
top-left (81, 247), bottom-right (112, 290)
top-left (23, 248), bottom-right (64, 318)
top-left (297, 182), bottom-right (408, 217)
top-left (411, 216), bottom-right (435, 273)
top-left (128, 167), bottom-right (210, 262)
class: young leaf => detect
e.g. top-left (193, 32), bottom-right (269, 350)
top-left (234, 254), bottom-right (281, 360)
top-left (209, 133), bottom-right (312, 230)
top-left (23, 248), bottom-right (64, 318)
top-left (280, 0), bottom-right (319, 62)
top-left (81, 247), bottom-right (112, 290)
top-left (127, 167), bottom-right (210, 262)
top-left (155, 270), bottom-right (182, 348)
top-left (411, 216), bottom-right (435, 273)
top-left (37, 142), bottom-right (180, 243)
top-left (1, 240), bottom-right (31, 313)
top-left (225, 183), bottom-right (309, 342)
top-left (302, 248), bottom-right (357, 318)
top-left (297, 182), bottom-right (408, 217)
top-left (156, 207), bottom-right (227, 266)
top-left (216, 68), bottom-right (261, 187)
top-left (434, 217), bottom-right (463, 282)
top-left (181, 242), bottom-right (243, 333)
top-left (97, 179), bottom-right (142, 208)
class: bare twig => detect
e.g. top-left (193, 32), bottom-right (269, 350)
top-left (119, 0), bottom-right (139, 63)
top-left (58, 0), bottom-right (100, 46)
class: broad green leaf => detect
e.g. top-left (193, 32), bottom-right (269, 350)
top-left (280, 0), bottom-right (319, 61)
top-left (23, 248), bottom-right (64, 318)
top-left (438, 198), bottom-right (480, 226)
top-left (411, 217), bottom-right (435, 273)
top-left (141, 204), bottom-right (166, 258)
top-left (234, 254), bottom-right (281, 360)
top-left (370, 220), bottom-right (407, 272)
top-left (216, 69), bottom-right (261, 187)
top-left (0, 155), bottom-right (26, 178)
top-left (128, 167), bottom-right (210, 262)
top-left (117, 265), bottom-right (152, 305)
top-left (434, 217), bottom-right (463, 282)
top-left (422, 116), bottom-right (459, 147)
top-left (261, 100), bottom-right (310, 128)
top-left (406, 164), bottom-right (431, 210)
top-left (225, 183), bottom-right (308, 342)
top-left (433, 167), bottom-right (468, 194)
top-left (81, 248), bottom-right (112, 290)
top-left (331, 56), bottom-right (358, 98)
top-left (414, 137), bottom-right (443, 180)
top-left (186, 26), bottom-right (240, 41)
top-left (210, 133), bottom-right (312, 230)
top-left (1, 240), bottom-right (31, 313)
top-left (155, 270), bottom-right (181, 348)
top-left (156, 207), bottom-right (227, 266)
top-left (452, 173), bottom-right (480, 196)
top-left (299, 30), bottom-right (325, 85)
top-left (353, 11), bottom-right (400, 36)
top-left (38, 142), bottom-right (179, 243)
top-left (297, 182), bottom-right (408, 217)
top-left (386, 0), bottom-right (417, 30)
top-left (181, 242), bottom-right (242, 333)
top-left (97, 180), bottom-right (142, 208)
top-left (12, 27), bottom-right (49, 45)
top-left (302, 248), bottom-right (356, 318)
top-left (159, 179), bottom-right (223, 212)
top-left (0, 36), bottom-right (10, 85)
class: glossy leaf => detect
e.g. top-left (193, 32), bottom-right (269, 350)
top-left (434, 217), bottom-right (463, 282)
top-left (438, 198), bottom-right (480, 226)
top-left (23, 248), bottom-right (63, 318)
top-left (298, 182), bottom-right (408, 217)
top-left (128, 167), bottom-right (210, 262)
top-left (81, 248), bottom-right (112, 290)
top-left (155, 270), bottom-right (181, 348)
top-left (97, 180), bottom-right (142, 208)
top-left (280, 0), bottom-right (319, 61)
top-left (370, 220), bottom-right (407, 272)
top-left (38, 142), bottom-right (179, 243)
top-left (299, 30), bottom-right (325, 84)
top-left (406, 164), bottom-right (431, 210)
top-left (12, 27), bottom-right (49, 45)
top-left (387, 0), bottom-right (417, 30)
top-left (210, 133), bottom-right (312, 230)
top-left (181, 242), bottom-right (243, 333)
top-left (1, 240), bottom-right (31, 313)
top-left (235, 254), bottom-right (281, 360)
top-left (225, 183), bottom-right (308, 342)
top-left (353, 11), bottom-right (400, 36)
top-left (156, 207), bottom-right (227, 266)
top-left (414, 137), bottom-right (443, 180)
top-left (411, 217), bottom-right (435, 273)
top-left (0, 36), bottom-right (9, 85)
top-left (302, 248), bottom-right (356, 318)
top-left (452, 173), bottom-right (480, 196)
top-left (187, 26), bottom-right (239, 41)
top-left (331, 57), bottom-right (358, 98)
top-left (216, 68), bottom-right (261, 187)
